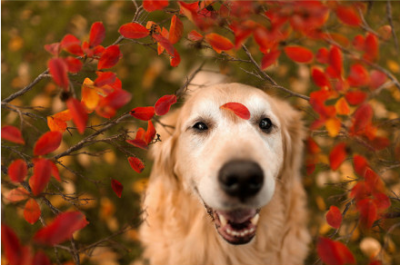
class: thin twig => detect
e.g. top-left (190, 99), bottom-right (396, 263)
top-left (386, 0), bottom-right (399, 52)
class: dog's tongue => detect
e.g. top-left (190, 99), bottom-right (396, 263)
top-left (217, 209), bottom-right (256, 223)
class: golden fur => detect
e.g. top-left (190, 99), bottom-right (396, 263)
top-left (139, 82), bottom-right (310, 265)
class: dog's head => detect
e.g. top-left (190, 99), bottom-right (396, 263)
top-left (151, 83), bottom-right (304, 245)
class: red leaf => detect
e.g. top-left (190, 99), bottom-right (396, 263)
top-left (33, 251), bottom-right (52, 265)
top-left (357, 198), bottom-right (378, 229)
top-left (352, 35), bottom-right (365, 51)
top-left (329, 46), bottom-right (343, 78)
top-left (365, 168), bottom-right (385, 194)
top-left (220, 102), bottom-right (251, 120)
top-left (306, 137), bottom-right (321, 155)
top-left (336, 5), bottom-right (361, 26)
top-left (188, 30), bottom-right (203, 41)
top-left (128, 157), bottom-right (145, 173)
top-left (363, 33), bottom-right (379, 62)
top-left (350, 181), bottom-right (369, 202)
top-left (49, 160), bottom-right (61, 182)
top-left (309, 89), bottom-right (336, 118)
top-left (119, 22), bottom-right (150, 39)
top-left (47, 110), bottom-right (71, 132)
top-left (97, 45), bottom-right (121, 70)
top-left (373, 193), bottom-right (391, 210)
top-left (350, 103), bottom-right (373, 135)
top-left (48, 58), bottom-right (69, 90)
top-left (317, 237), bottom-right (356, 265)
top-left (369, 260), bottom-right (383, 265)
top-left (64, 56), bottom-right (82, 73)
top-left (6, 187), bottom-right (29, 203)
top-left (34, 211), bottom-right (89, 246)
top-left (316, 47), bottom-right (329, 64)
top-left (326, 206), bottom-right (342, 229)
top-left (144, 120), bottom-right (156, 144)
top-left (170, 48), bottom-right (181, 67)
top-left (311, 67), bottom-right (330, 88)
top-left (329, 142), bottom-right (347, 170)
top-left (169, 15), bottom-right (183, 44)
top-left (345, 91), bottom-right (367, 105)
top-left (130, 106), bottom-right (155, 121)
top-left (24, 198), bottom-right (41, 224)
top-left (284, 46), bottom-right (313, 63)
top-left (60, 34), bottom-right (83, 56)
top-left (1, 225), bottom-right (23, 265)
top-left (103, 89), bottom-right (132, 110)
top-left (155, 94), bottom-right (177, 116)
top-left (34, 131), bottom-right (62, 156)
top-left (261, 50), bottom-right (281, 70)
top-left (347, 64), bottom-right (370, 87)
top-left (29, 158), bottom-right (52, 196)
top-left (152, 33), bottom-right (174, 56)
top-left (230, 20), bottom-right (257, 49)
top-left (94, 71), bottom-right (116, 87)
top-left (370, 136), bottom-right (390, 150)
top-left (67, 98), bottom-right (88, 134)
top-left (126, 139), bottom-right (148, 150)
top-left (44, 42), bottom-right (60, 56)
top-left (205, 33), bottom-right (234, 53)
top-left (8, 159), bottom-right (28, 183)
top-left (370, 70), bottom-right (386, 90)
top-left (89, 22), bottom-right (105, 48)
top-left (1, 125), bottom-right (25, 144)
top-left (353, 154), bottom-right (369, 176)
top-left (143, 0), bottom-right (169, 12)
top-left (135, 127), bottom-right (146, 140)
top-left (111, 179), bottom-right (123, 198)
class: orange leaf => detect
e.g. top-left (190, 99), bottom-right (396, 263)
top-left (335, 97), bottom-right (350, 115)
top-left (205, 33), bottom-right (234, 53)
top-left (143, 0), bottom-right (169, 12)
top-left (317, 237), bottom-right (356, 265)
top-left (345, 91), bottom-right (367, 105)
top-left (29, 158), bottom-right (52, 196)
top-left (111, 179), bottom-right (123, 198)
top-left (33, 131), bottom-right (62, 156)
top-left (188, 30), bottom-right (203, 42)
top-left (169, 15), bottom-right (183, 44)
top-left (155, 95), bottom-right (177, 116)
top-left (97, 45), bottom-right (120, 70)
top-left (48, 58), bottom-right (69, 90)
top-left (220, 102), bottom-right (251, 120)
top-left (284, 46), bottom-right (313, 63)
top-left (119, 22), bottom-right (150, 39)
top-left (128, 157), bottom-right (145, 173)
top-left (67, 98), bottom-right (88, 134)
top-left (357, 198), bottom-right (378, 229)
top-left (6, 187), bottom-right (29, 203)
top-left (326, 117), bottom-right (341, 137)
top-left (8, 159), bottom-right (28, 183)
top-left (81, 79), bottom-right (100, 111)
top-left (130, 106), bottom-right (155, 121)
top-left (153, 33), bottom-right (174, 56)
top-left (89, 22), bottom-right (105, 48)
top-left (34, 211), bottom-right (88, 246)
top-left (306, 137), bottom-right (321, 154)
top-left (24, 198), bottom-right (41, 224)
top-left (347, 64), bottom-right (370, 87)
top-left (1, 125), bottom-right (25, 144)
top-left (48, 110), bottom-right (71, 132)
top-left (326, 206), bottom-right (342, 229)
top-left (329, 142), bottom-right (347, 170)
top-left (261, 50), bottom-right (281, 70)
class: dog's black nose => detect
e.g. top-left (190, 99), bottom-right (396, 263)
top-left (218, 160), bottom-right (264, 199)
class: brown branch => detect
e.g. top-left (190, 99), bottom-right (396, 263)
top-left (386, 0), bottom-right (399, 52)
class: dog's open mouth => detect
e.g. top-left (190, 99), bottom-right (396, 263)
top-left (206, 205), bottom-right (260, 245)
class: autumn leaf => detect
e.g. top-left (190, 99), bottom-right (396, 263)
top-left (352, 35), bottom-right (365, 50)
top-left (44, 42), bottom-right (60, 56)
top-left (97, 45), bottom-right (121, 70)
top-left (126, 139), bottom-right (148, 150)
top-left (347, 64), bottom-right (370, 87)
top-left (336, 5), bottom-right (361, 26)
top-left (48, 58), bottom-right (69, 90)
top-left (67, 98), bottom-right (88, 134)
top-left (345, 91), bottom-right (367, 105)
top-left (169, 15), bottom-right (183, 44)
top-left (316, 47), bottom-right (329, 64)
top-left (350, 103), bottom-right (373, 135)
top-left (33, 251), bottom-right (52, 265)
top-left (60, 34), bottom-right (83, 56)
top-left (1, 125), bottom-right (25, 144)
top-left (1, 225), bottom-right (23, 265)
top-left (33, 131), bottom-right (62, 156)
top-left (152, 33), bottom-right (174, 56)
top-left (34, 211), bottom-right (89, 246)
top-left (261, 50), bottom-right (281, 70)
top-left (326, 117), bottom-right (341, 137)
top-left (317, 237), bottom-right (356, 265)
top-left (328, 46), bottom-right (343, 78)
top-left (49, 160), bottom-right (61, 182)
top-left (119, 22), bottom-right (150, 39)
top-left (363, 33), bottom-right (379, 62)
top-left (373, 193), bottom-right (391, 211)
top-left (8, 159), bottom-right (28, 183)
top-left (357, 198), bottom-right (378, 229)
top-left (284, 46), bottom-right (313, 63)
top-left (353, 154), bottom-right (369, 176)
top-left (130, 106), bottom-right (155, 121)
top-left (155, 94), bottom-right (177, 116)
top-left (311, 67), bottom-right (330, 88)
top-left (29, 158), bottom-right (52, 196)
top-left (326, 206), bottom-right (342, 229)
top-left (220, 102), bottom-right (251, 120)
top-left (111, 179), bottom-right (123, 198)
top-left (128, 157), bottom-right (145, 173)
top-left (64, 56), bottom-right (83, 73)
top-left (205, 33), bottom-right (234, 53)
top-left (306, 137), bottom-right (321, 154)
top-left (24, 198), bottom-right (41, 225)
top-left (94, 71), bottom-right (116, 87)
top-left (329, 142), bottom-right (347, 170)
top-left (188, 30), bottom-right (203, 41)
top-left (5, 187), bottom-right (29, 203)
top-left (370, 70), bottom-right (386, 90)
top-left (335, 97), bottom-right (350, 115)
top-left (143, 0), bottom-right (169, 12)
top-left (47, 110), bottom-right (72, 132)
top-left (144, 120), bottom-right (156, 144)
top-left (89, 21), bottom-right (105, 48)
top-left (170, 48), bottom-right (181, 67)
top-left (81, 79), bottom-right (100, 111)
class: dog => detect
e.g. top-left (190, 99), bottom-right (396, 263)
top-left (139, 76), bottom-right (310, 265)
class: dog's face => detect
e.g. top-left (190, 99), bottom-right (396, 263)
top-left (172, 83), bottom-right (287, 245)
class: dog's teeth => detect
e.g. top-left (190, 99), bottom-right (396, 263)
top-left (227, 228), bottom-right (233, 235)
top-left (243, 229), bottom-right (249, 235)
top-left (250, 214), bottom-right (260, 226)
top-left (219, 215), bottom-right (228, 227)
top-left (249, 227), bottom-right (255, 233)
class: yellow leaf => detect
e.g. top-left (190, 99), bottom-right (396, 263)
top-left (326, 117), bottom-right (341, 137)
top-left (81, 78), bottom-right (99, 110)
top-left (387, 59), bottom-right (399, 73)
top-left (335, 97), bottom-right (350, 115)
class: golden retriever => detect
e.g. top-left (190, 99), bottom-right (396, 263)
top-left (139, 76), bottom-right (310, 265)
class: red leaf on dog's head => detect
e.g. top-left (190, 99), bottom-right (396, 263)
top-left (89, 22), bottom-right (105, 48)
top-left (60, 34), bottom-right (83, 56)
top-left (169, 15), bottom-right (183, 44)
top-left (357, 198), bottom-right (378, 229)
top-left (130, 106), bottom-right (155, 121)
top-left (261, 50), bottom-right (281, 70)
top-left (188, 30), bottom-right (203, 42)
top-left (119, 22), bottom-right (150, 39)
top-left (44, 42), bottom-right (60, 56)
top-left (336, 5), bottom-right (361, 26)
top-left (34, 211), bottom-right (88, 246)
top-left (350, 103), bottom-right (373, 135)
top-left (48, 58), bottom-right (69, 90)
top-left (155, 95), bottom-right (177, 116)
top-left (111, 179), bottom-right (123, 198)
top-left (326, 205), bottom-right (342, 229)
top-left (329, 142), bottom-right (347, 170)
top-left (363, 33), bottom-right (379, 62)
top-left (126, 139), bottom-right (148, 150)
top-left (1, 125), bottom-right (25, 145)
top-left (24, 198), bottom-right (41, 224)
top-left (345, 91), bottom-right (367, 105)
top-left (64, 56), bottom-right (82, 74)
top-left (94, 71), bottom-right (116, 87)
top-left (311, 67), bottom-right (330, 88)
top-left (1, 224), bottom-right (23, 265)
top-left (67, 98), bottom-right (88, 134)
top-left (97, 45), bottom-right (120, 70)
top-left (353, 154), bottom-right (369, 176)
top-left (316, 47), bottom-right (329, 64)
top-left (128, 157), bottom-right (145, 173)
top-left (220, 102), bottom-right (251, 120)
top-left (205, 33), bottom-right (234, 53)
top-left (329, 46), bottom-right (343, 78)
top-left (352, 35), bottom-right (365, 51)
top-left (143, 0), bottom-right (169, 12)
top-left (29, 158), bottom-right (52, 196)
top-left (347, 64), bottom-right (370, 87)
top-left (284, 46), bottom-right (313, 63)
top-left (170, 48), bottom-right (181, 67)
top-left (370, 70), bottom-right (386, 90)
top-left (8, 159), bottom-right (28, 183)
top-left (49, 160), bottom-right (61, 182)
top-left (144, 120), bottom-right (156, 144)
top-left (317, 237), bottom-right (356, 265)
top-left (34, 131), bottom-right (62, 156)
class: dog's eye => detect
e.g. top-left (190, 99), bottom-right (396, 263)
top-left (259, 118), bottom-right (272, 131)
top-left (193, 122), bottom-right (208, 131)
